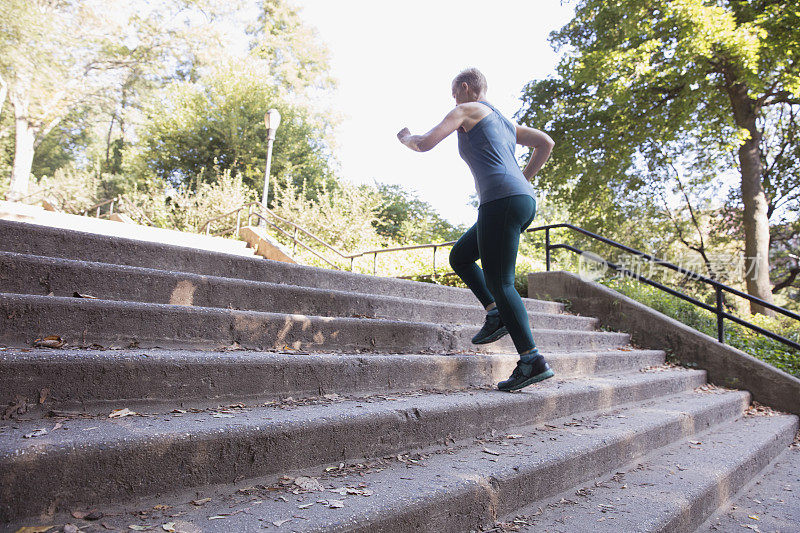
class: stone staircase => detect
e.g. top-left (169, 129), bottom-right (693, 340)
top-left (0, 218), bottom-right (797, 532)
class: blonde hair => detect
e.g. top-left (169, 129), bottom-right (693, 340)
top-left (452, 68), bottom-right (487, 95)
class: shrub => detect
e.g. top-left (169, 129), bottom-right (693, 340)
top-left (601, 277), bottom-right (800, 377)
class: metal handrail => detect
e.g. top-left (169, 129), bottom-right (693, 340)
top-left (537, 225), bottom-right (799, 352)
top-left (200, 202), bottom-right (459, 275)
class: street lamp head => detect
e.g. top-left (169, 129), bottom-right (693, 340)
top-left (265, 108), bottom-right (281, 140)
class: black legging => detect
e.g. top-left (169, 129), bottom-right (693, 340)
top-left (450, 194), bottom-right (538, 357)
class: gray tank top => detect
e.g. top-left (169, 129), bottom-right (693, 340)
top-left (457, 101), bottom-right (535, 205)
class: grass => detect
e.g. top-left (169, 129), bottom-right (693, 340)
top-left (600, 277), bottom-right (800, 378)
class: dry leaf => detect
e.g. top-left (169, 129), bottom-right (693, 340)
top-left (482, 448), bottom-right (501, 456)
top-left (14, 527), bottom-right (54, 533)
top-left (208, 516), bottom-right (227, 520)
top-left (33, 336), bottom-right (64, 349)
top-left (63, 525), bottom-right (79, 533)
top-left (23, 428), bottom-right (48, 439)
top-left (73, 292), bottom-right (98, 299)
top-left (272, 519), bottom-right (292, 527)
top-left (328, 500), bottom-right (345, 509)
top-left (128, 526), bottom-right (151, 531)
top-left (190, 498), bottom-right (211, 506)
top-left (109, 408), bottom-right (137, 418)
top-left (294, 476), bottom-right (324, 492)
top-left (297, 503), bottom-right (314, 509)
top-left (153, 505), bottom-right (171, 511)
top-left (162, 523), bottom-right (176, 532)
top-left (39, 388), bottom-right (49, 404)
top-left (749, 515), bottom-right (760, 520)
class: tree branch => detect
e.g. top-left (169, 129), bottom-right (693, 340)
top-left (772, 266), bottom-right (799, 293)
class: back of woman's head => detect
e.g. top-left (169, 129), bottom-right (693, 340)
top-left (452, 68), bottom-right (487, 95)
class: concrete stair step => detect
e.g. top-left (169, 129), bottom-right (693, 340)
top-left (0, 369), bottom-right (707, 521)
top-left (0, 293), bottom-right (628, 353)
top-left (0, 251), bottom-right (591, 329)
top-left (507, 413), bottom-right (798, 533)
top-left (699, 438), bottom-right (800, 532)
top-left (0, 201), bottom-right (256, 257)
top-left (2, 388), bottom-right (751, 531)
top-left (0, 347), bottom-right (668, 413)
top-left (0, 219), bottom-right (563, 312)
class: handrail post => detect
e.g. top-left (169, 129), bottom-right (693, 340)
top-left (293, 227), bottom-right (298, 255)
top-left (716, 286), bottom-right (725, 343)
top-left (350, 257), bottom-right (354, 271)
top-left (96, 206), bottom-right (100, 217)
top-left (235, 210), bottom-right (241, 235)
top-left (109, 200), bottom-right (115, 217)
top-left (432, 245), bottom-right (437, 279)
top-left (545, 227), bottom-right (551, 271)
top-left (373, 252), bottom-right (377, 276)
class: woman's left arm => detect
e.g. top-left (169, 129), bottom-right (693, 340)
top-left (397, 106), bottom-right (467, 152)
top-left (515, 124), bottom-right (555, 180)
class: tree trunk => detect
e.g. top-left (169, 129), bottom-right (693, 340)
top-left (8, 96), bottom-right (37, 201)
top-left (0, 77), bottom-right (7, 120)
top-left (728, 84), bottom-right (775, 316)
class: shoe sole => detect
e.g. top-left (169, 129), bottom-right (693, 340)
top-left (499, 368), bottom-right (555, 392)
top-left (471, 326), bottom-right (509, 345)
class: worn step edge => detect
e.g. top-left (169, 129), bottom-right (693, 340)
top-left (0, 370), bottom-right (706, 521)
top-left (287, 390), bottom-right (752, 533)
top-left (17, 389), bottom-right (752, 532)
top-left (509, 413), bottom-right (798, 533)
top-left (0, 348), bottom-right (667, 412)
top-left (0, 220), bottom-right (556, 310)
top-left (0, 250), bottom-right (584, 327)
top-left (0, 294), bottom-right (629, 353)
top-left (697, 435), bottom-right (800, 532)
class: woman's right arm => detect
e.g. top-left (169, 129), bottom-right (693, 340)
top-left (515, 125), bottom-right (554, 180)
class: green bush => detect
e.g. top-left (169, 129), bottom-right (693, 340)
top-left (601, 277), bottom-right (800, 377)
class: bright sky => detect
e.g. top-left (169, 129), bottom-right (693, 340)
top-left (292, 0), bottom-right (575, 226)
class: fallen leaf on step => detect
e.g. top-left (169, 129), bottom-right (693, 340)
top-left (211, 413), bottom-right (234, 418)
top-left (208, 516), bottom-right (228, 520)
top-left (33, 336), bottom-right (64, 349)
top-left (162, 522), bottom-right (176, 532)
top-left (506, 434), bottom-right (523, 439)
top-left (39, 388), bottom-right (49, 404)
top-left (153, 505), bottom-right (171, 511)
top-left (63, 525), bottom-right (79, 533)
top-left (294, 476), bottom-right (324, 492)
top-left (84, 510), bottom-right (104, 520)
top-left (13, 527), bottom-right (54, 533)
top-left (3, 396), bottom-right (28, 420)
top-left (328, 500), bottom-right (345, 509)
top-left (71, 511), bottom-right (88, 519)
top-left (73, 292), bottom-right (98, 299)
top-left (482, 448), bottom-right (501, 456)
top-left (23, 428), bottom-right (47, 438)
top-left (298, 503), bottom-right (314, 509)
top-left (272, 519), bottom-right (292, 527)
top-left (109, 408), bottom-right (137, 418)
top-left (128, 526), bottom-right (151, 531)
top-left (749, 515), bottom-right (760, 520)
top-left (190, 498), bottom-right (211, 506)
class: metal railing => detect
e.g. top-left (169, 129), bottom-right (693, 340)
top-left (532, 223), bottom-right (799, 352)
top-left (200, 203), bottom-right (797, 353)
top-left (200, 201), bottom-right (458, 276)
top-left (79, 195), bottom-right (154, 226)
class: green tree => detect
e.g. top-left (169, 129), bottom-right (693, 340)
top-left (132, 61), bottom-right (334, 202)
top-left (372, 182), bottom-right (462, 244)
top-left (518, 0), bottom-right (800, 315)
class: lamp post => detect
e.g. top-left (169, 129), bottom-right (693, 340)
top-left (261, 108), bottom-right (281, 225)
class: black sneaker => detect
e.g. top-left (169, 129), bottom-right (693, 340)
top-left (497, 358), bottom-right (554, 391)
top-left (471, 308), bottom-right (508, 344)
